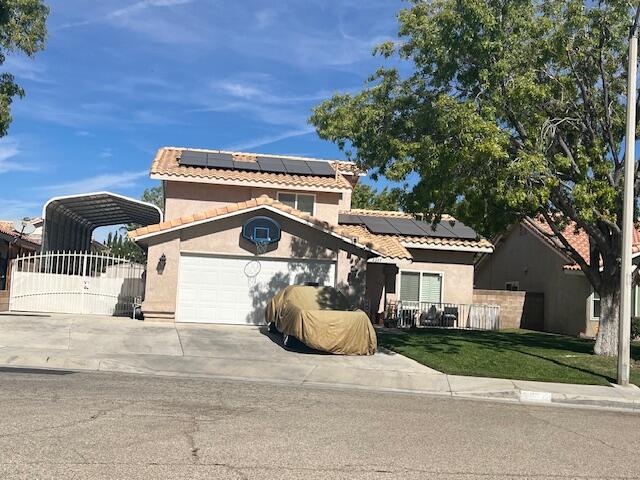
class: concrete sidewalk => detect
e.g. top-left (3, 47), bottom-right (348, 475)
top-left (1, 312), bottom-right (639, 412)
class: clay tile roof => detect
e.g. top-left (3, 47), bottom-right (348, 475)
top-left (129, 195), bottom-right (404, 258)
top-left (339, 224), bottom-right (411, 260)
top-left (151, 147), bottom-right (354, 191)
top-left (0, 220), bottom-right (40, 246)
top-left (397, 235), bottom-right (494, 250)
top-left (525, 216), bottom-right (640, 270)
top-left (345, 209), bottom-right (413, 218)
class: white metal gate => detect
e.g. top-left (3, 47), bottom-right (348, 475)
top-left (9, 251), bottom-right (145, 316)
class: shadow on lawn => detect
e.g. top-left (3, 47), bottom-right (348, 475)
top-left (380, 329), bottom-right (639, 384)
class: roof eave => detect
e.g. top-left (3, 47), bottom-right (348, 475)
top-left (151, 173), bottom-right (352, 194)
top-left (131, 204), bottom-right (385, 258)
top-left (401, 241), bottom-right (494, 254)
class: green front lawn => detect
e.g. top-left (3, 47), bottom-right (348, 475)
top-left (378, 328), bottom-right (640, 386)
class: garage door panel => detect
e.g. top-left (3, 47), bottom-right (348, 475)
top-left (177, 255), bottom-right (336, 324)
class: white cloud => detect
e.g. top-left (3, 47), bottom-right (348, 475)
top-left (215, 81), bottom-right (265, 100)
top-left (39, 171), bottom-right (148, 196)
top-left (224, 127), bottom-right (315, 151)
top-left (60, 0), bottom-right (194, 29)
top-left (100, 148), bottom-right (113, 159)
top-left (255, 9), bottom-right (277, 29)
top-left (2, 55), bottom-right (50, 83)
top-left (0, 138), bottom-right (39, 174)
top-left (0, 199), bottom-right (41, 221)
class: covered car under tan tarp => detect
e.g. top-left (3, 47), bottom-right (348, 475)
top-left (265, 285), bottom-right (377, 355)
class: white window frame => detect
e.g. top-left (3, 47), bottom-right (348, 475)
top-left (505, 281), bottom-right (519, 291)
top-left (588, 289), bottom-right (600, 321)
top-left (277, 191), bottom-right (316, 216)
top-left (397, 269), bottom-right (444, 304)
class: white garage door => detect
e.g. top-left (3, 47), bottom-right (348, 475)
top-left (176, 254), bottom-right (336, 324)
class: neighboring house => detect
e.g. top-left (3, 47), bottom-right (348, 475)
top-left (129, 147), bottom-right (492, 324)
top-left (475, 217), bottom-right (640, 337)
top-left (0, 220), bottom-right (40, 310)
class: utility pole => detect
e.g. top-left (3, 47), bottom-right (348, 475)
top-left (619, 5), bottom-right (640, 386)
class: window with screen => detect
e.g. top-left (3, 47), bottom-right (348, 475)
top-left (399, 271), bottom-right (442, 304)
top-left (277, 192), bottom-right (315, 214)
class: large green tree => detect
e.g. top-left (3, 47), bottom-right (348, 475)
top-left (311, 0), bottom-right (639, 356)
top-left (0, 0), bottom-right (48, 136)
top-left (351, 183), bottom-right (403, 211)
top-left (141, 185), bottom-right (164, 212)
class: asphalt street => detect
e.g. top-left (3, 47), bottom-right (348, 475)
top-left (0, 368), bottom-right (638, 479)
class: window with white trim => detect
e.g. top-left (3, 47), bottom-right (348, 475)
top-left (592, 291), bottom-right (601, 319)
top-left (399, 271), bottom-right (442, 304)
top-left (277, 192), bottom-right (315, 215)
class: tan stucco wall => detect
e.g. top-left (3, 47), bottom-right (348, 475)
top-left (475, 224), bottom-right (592, 336)
top-left (363, 250), bottom-right (476, 324)
top-left (164, 181), bottom-right (342, 224)
top-left (402, 250), bottom-right (476, 305)
top-left (141, 209), bottom-right (368, 321)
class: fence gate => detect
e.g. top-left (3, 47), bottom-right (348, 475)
top-left (9, 251), bottom-right (145, 316)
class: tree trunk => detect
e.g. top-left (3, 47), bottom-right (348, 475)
top-left (594, 284), bottom-right (620, 356)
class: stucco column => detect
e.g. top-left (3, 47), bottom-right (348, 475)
top-left (142, 234), bottom-right (180, 322)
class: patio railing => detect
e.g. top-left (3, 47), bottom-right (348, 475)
top-left (395, 301), bottom-right (500, 331)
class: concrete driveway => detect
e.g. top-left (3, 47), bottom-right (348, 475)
top-left (0, 312), bottom-right (445, 393)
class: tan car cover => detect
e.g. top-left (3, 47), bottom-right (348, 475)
top-left (265, 285), bottom-right (377, 355)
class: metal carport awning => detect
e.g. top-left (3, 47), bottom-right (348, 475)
top-left (42, 192), bottom-right (163, 252)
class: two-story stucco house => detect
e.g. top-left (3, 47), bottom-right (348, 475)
top-left (129, 147), bottom-right (493, 324)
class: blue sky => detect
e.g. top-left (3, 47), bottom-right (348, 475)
top-left (1, 0), bottom-right (405, 225)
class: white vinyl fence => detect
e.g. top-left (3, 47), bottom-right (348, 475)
top-left (9, 251), bottom-right (145, 316)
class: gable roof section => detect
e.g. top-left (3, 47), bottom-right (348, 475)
top-left (129, 195), bottom-right (411, 260)
top-left (524, 217), bottom-right (640, 271)
top-left (151, 147), bottom-right (354, 192)
top-left (338, 209), bottom-right (493, 253)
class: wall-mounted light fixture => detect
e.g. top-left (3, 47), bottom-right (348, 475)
top-left (157, 253), bottom-right (167, 274)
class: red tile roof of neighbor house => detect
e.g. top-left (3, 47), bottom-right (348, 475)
top-left (0, 221), bottom-right (40, 246)
top-left (524, 217), bottom-right (640, 271)
top-left (150, 147), bottom-right (356, 191)
top-left (129, 195), bottom-right (412, 260)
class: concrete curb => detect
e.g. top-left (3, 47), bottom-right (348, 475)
top-left (0, 353), bottom-right (638, 413)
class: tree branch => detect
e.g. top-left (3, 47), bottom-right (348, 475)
top-left (540, 211), bottom-right (602, 289)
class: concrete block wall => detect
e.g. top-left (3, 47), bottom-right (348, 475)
top-left (473, 289), bottom-right (544, 330)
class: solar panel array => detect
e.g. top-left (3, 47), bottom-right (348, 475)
top-left (338, 214), bottom-right (478, 240)
top-left (178, 151), bottom-right (337, 177)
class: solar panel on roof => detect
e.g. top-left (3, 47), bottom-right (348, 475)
top-left (178, 150), bottom-right (341, 178)
top-left (179, 151), bottom-right (207, 166)
top-left (338, 214), bottom-right (364, 225)
top-left (386, 218), bottom-right (427, 236)
top-left (361, 216), bottom-right (401, 235)
top-left (307, 161), bottom-right (336, 176)
top-left (256, 157), bottom-right (287, 173)
top-left (443, 221), bottom-right (478, 240)
top-left (282, 159), bottom-right (312, 175)
top-left (206, 152), bottom-right (234, 169)
top-left (233, 159), bottom-right (260, 171)
top-left (413, 220), bottom-right (456, 238)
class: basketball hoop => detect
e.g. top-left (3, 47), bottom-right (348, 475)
top-left (241, 216), bottom-right (280, 283)
top-left (254, 237), bottom-right (270, 256)
top-left (244, 237), bottom-right (270, 281)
